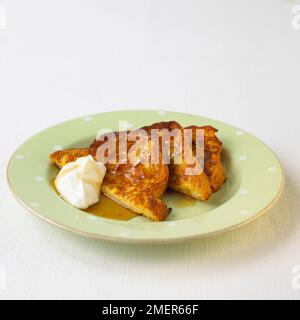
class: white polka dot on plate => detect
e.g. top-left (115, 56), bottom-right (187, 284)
top-left (236, 130), bottom-right (245, 136)
top-left (240, 210), bottom-right (250, 216)
top-left (96, 128), bottom-right (114, 140)
top-left (239, 189), bottom-right (249, 195)
top-left (120, 231), bottom-right (130, 237)
top-left (15, 154), bottom-right (24, 160)
top-left (167, 222), bottom-right (177, 227)
top-left (83, 116), bottom-right (93, 122)
top-left (30, 202), bottom-right (40, 208)
top-left (35, 176), bottom-right (44, 182)
top-left (239, 155), bottom-right (247, 161)
top-left (118, 121), bottom-right (134, 131)
top-left (158, 111), bottom-right (166, 116)
top-left (53, 145), bottom-right (63, 151)
top-left (268, 166), bottom-right (276, 172)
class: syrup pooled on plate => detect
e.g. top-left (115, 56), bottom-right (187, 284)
top-left (173, 196), bottom-right (197, 208)
top-left (84, 195), bottom-right (138, 221)
top-left (52, 180), bottom-right (137, 221)
top-left (162, 190), bottom-right (197, 209)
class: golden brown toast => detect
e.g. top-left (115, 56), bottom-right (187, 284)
top-left (141, 121), bottom-right (212, 201)
top-left (100, 164), bottom-right (170, 221)
top-left (89, 130), bottom-right (171, 221)
top-left (186, 125), bottom-right (226, 192)
top-left (50, 148), bottom-right (90, 168)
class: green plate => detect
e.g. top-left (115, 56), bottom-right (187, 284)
top-left (7, 110), bottom-right (284, 243)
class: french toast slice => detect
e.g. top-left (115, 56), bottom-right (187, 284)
top-left (100, 163), bottom-right (170, 221)
top-left (141, 121), bottom-right (212, 201)
top-left (186, 125), bottom-right (226, 192)
top-left (89, 130), bottom-right (170, 221)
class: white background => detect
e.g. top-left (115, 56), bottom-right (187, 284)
top-left (0, 0), bottom-right (300, 300)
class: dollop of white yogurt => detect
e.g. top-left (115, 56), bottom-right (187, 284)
top-left (55, 155), bottom-right (106, 209)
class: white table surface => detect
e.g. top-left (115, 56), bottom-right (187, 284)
top-left (1, 0), bottom-right (300, 300)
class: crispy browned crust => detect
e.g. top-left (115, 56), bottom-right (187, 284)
top-left (49, 148), bottom-right (90, 168)
top-left (186, 125), bottom-right (226, 192)
top-left (141, 121), bottom-right (212, 200)
top-left (101, 178), bottom-right (171, 221)
top-left (89, 128), bottom-right (171, 221)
